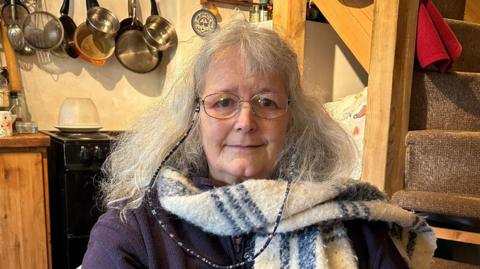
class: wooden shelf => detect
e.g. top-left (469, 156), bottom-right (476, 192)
top-left (0, 133), bottom-right (50, 148)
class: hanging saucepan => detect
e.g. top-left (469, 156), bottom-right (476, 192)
top-left (73, 22), bottom-right (115, 66)
top-left (117, 0), bottom-right (142, 33)
top-left (1, 0), bottom-right (28, 26)
top-left (143, 0), bottom-right (177, 51)
top-left (73, 0), bottom-right (115, 65)
top-left (52, 0), bottom-right (78, 58)
top-left (115, 0), bottom-right (162, 73)
top-left (86, 0), bottom-right (119, 39)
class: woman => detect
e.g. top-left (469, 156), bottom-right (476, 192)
top-left (83, 21), bottom-right (435, 269)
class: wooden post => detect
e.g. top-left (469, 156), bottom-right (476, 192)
top-left (272, 0), bottom-right (307, 75)
top-left (361, 0), bottom-right (419, 195)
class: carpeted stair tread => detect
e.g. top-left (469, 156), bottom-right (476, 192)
top-left (405, 130), bottom-right (480, 194)
top-left (447, 19), bottom-right (480, 73)
top-left (432, 257), bottom-right (480, 269)
top-left (432, 0), bottom-right (466, 20)
top-left (410, 70), bottom-right (480, 131)
top-left (392, 190), bottom-right (480, 220)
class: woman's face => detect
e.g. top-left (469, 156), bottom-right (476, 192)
top-left (199, 50), bottom-right (289, 185)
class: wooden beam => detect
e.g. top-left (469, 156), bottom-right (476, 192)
top-left (432, 226), bottom-right (480, 245)
top-left (272, 0), bottom-right (307, 75)
top-left (361, 0), bottom-right (419, 195)
top-left (465, 0), bottom-right (480, 24)
top-left (312, 0), bottom-right (373, 72)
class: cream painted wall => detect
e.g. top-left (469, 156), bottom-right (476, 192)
top-left (3, 0), bottom-right (250, 130)
top-left (303, 21), bottom-right (368, 102)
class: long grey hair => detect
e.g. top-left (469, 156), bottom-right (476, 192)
top-left (100, 20), bottom-right (355, 217)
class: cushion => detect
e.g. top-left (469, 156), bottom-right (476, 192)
top-left (323, 87), bottom-right (367, 179)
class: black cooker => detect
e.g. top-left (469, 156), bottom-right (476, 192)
top-left (41, 131), bottom-right (120, 269)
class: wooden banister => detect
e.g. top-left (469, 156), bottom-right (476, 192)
top-left (433, 226), bottom-right (480, 245)
top-left (362, 0), bottom-right (419, 195)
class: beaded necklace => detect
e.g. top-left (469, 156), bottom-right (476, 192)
top-left (145, 101), bottom-right (294, 268)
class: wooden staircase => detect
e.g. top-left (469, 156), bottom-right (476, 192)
top-left (391, 3), bottom-right (480, 266)
top-left (272, 0), bottom-right (480, 267)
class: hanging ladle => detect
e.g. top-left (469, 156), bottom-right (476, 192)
top-left (5, 0), bottom-right (34, 55)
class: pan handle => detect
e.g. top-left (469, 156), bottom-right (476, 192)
top-left (150, 0), bottom-right (159, 16)
top-left (10, 0), bottom-right (15, 21)
top-left (3, 0), bottom-right (21, 5)
top-left (127, 0), bottom-right (133, 18)
top-left (132, 0), bottom-right (138, 21)
top-left (60, 0), bottom-right (70, 16)
top-left (86, 0), bottom-right (99, 11)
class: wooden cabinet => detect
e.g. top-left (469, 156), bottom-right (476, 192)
top-left (0, 134), bottom-right (51, 269)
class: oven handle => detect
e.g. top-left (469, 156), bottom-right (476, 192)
top-left (65, 165), bottom-right (103, 172)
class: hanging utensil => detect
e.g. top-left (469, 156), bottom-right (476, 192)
top-left (191, 4), bottom-right (217, 37)
top-left (143, 0), bottom-right (177, 51)
top-left (22, 10), bottom-right (64, 50)
top-left (73, 22), bottom-right (114, 66)
top-left (117, 0), bottom-right (142, 35)
top-left (1, 0), bottom-right (28, 26)
top-left (74, 0), bottom-right (115, 65)
top-left (52, 0), bottom-right (78, 58)
top-left (3, 0), bottom-right (34, 55)
top-left (115, 0), bottom-right (161, 73)
top-left (7, 0), bottom-right (25, 50)
top-left (86, 0), bottom-right (119, 39)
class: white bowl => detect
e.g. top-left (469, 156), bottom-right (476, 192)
top-left (57, 98), bottom-right (101, 127)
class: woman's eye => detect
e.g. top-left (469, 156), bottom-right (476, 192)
top-left (215, 98), bottom-right (235, 108)
top-left (257, 97), bottom-right (277, 108)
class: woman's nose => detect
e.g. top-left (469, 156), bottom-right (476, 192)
top-left (234, 102), bottom-right (257, 132)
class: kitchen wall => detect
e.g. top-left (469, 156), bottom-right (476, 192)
top-left (2, 0), bottom-right (367, 130)
top-left (4, 0), bottom-right (248, 130)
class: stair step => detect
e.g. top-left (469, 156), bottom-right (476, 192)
top-left (433, 0), bottom-right (466, 20)
top-left (392, 190), bottom-right (480, 220)
top-left (432, 257), bottom-right (480, 269)
top-left (410, 71), bottom-right (480, 131)
top-left (447, 19), bottom-right (480, 73)
top-left (405, 130), bottom-right (480, 194)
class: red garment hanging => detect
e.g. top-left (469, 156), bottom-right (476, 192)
top-left (416, 0), bottom-right (462, 73)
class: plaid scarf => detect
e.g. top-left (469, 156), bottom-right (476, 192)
top-left (155, 168), bottom-right (436, 269)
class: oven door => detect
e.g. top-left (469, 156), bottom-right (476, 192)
top-left (63, 170), bottom-right (104, 236)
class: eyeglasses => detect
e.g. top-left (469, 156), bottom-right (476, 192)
top-left (201, 92), bottom-right (289, 119)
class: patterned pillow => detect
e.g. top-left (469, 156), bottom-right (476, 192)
top-left (323, 87), bottom-right (367, 180)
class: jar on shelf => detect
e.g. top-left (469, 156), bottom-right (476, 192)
top-left (249, 5), bottom-right (260, 23)
top-left (0, 76), bottom-right (9, 110)
top-left (259, 0), bottom-right (269, 22)
top-left (9, 92), bottom-right (28, 122)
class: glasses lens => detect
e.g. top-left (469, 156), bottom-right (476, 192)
top-left (251, 93), bottom-right (288, 119)
top-left (202, 93), bottom-right (239, 119)
top-left (202, 92), bottom-right (289, 119)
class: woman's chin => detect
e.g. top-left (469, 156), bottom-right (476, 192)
top-left (225, 163), bottom-right (269, 181)
top-left (208, 157), bottom-right (273, 184)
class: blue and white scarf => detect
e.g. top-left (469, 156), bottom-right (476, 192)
top-left (156, 168), bottom-right (436, 269)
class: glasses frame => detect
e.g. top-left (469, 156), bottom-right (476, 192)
top-left (200, 92), bottom-right (290, 120)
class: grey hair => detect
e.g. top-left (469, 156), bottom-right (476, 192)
top-left (100, 20), bottom-right (355, 218)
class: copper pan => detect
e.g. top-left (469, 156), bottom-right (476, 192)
top-left (73, 22), bottom-right (114, 66)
